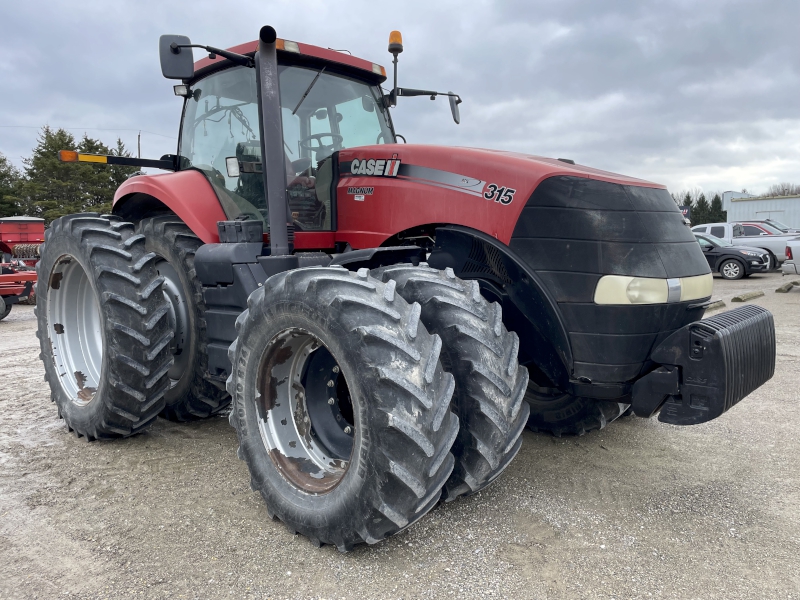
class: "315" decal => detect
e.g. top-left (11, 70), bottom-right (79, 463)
top-left (484, 183), bottom-right (515, 205)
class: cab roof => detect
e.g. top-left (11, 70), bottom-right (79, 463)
top-left (193, 39), bottom-right (387, 84)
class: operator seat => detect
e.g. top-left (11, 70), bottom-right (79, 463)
top-left (233, 141), bottom-right (326, 230)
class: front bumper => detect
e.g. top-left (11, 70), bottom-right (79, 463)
top-left (631, 305), bottom-right (775, 425)
top-left (782, 260), bottom-right (799, 276)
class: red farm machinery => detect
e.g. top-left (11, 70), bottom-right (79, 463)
top-left (36, 27), bottom-right (776, 550)
top-left (1, 216), bottom-right (43, 319)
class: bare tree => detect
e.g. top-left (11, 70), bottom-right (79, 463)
top-left (765, 183), bottom-right (800, 197)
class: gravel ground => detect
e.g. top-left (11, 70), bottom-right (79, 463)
top-left (1, 272), bottom-right (798, 599)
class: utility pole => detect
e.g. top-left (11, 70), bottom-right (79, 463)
top-left (138, 131), bottom-right (141, 159)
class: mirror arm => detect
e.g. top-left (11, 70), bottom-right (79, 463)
top-left (170, 43), bottom-right (254, 68)
top-left (391, 88), bottom-right (461, 103)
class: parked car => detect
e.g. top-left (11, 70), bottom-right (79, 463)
top-left (736, 222), bottom-right (784, 237)
top-left (782, 240), bottom-right (800, 276)
top-left (691, 222), bottom-right (800, 265)
top-left (694, 234), bottom-right (771, 280)
top-left (762, 219), bottom-right (800, 234)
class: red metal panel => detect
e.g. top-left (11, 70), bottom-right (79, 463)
top-left (194, 41), bottom-right (385, 82)
top-left (294, 232), bottom-right (335, 250)
top-left (113, 171), bottom-right (227, 244)
top-left (335, 144), bottom-right (664, 248)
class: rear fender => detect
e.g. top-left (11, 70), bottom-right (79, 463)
top-left (112, 170), bottom-right (226, 243)
top-left (428, 225), bottom-right (572, 388)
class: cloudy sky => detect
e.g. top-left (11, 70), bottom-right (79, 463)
top-left (1, 0), bottom-right (797, 195)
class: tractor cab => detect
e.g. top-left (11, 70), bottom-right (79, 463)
top-left (177, 49), bottom-right (395, 234)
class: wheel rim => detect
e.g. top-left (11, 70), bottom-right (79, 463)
top-left (723, 262), bottom-right (740, 278)
top-left (47, 256), bottom-right (103, 406)
top-left (155, 258), bottom-right (190, 386)
top-left (256, 328), bottom-right (354, 494)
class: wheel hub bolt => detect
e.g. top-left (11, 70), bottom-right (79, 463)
top-left (344, 426), bottom-right (352, 434)
top-left (327, 380), bottom-right (335, 387)
top-left (327, 397), bottom-right (335, 405)
top-left (332, 366), bottom-right (340, 374)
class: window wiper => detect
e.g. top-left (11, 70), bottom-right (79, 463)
top-left (291, 66), bottom-right (326, 115)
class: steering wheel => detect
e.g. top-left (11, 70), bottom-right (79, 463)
top-left (299, 133), bottom-right (344, 160)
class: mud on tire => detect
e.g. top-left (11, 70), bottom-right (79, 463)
top-left (137, 215), bottom-right (230, 421)
top-left (227, 267), bottom-right (459, 550)
top-left (524, 382), bottom-right (629, 437)
top-left (372, 264), bottom-right (529, 501)
top-left (36, 213), bottom-right (173, 439)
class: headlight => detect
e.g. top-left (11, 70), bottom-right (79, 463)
top-left (594, 273), bottom-right (713, 305)
top-left (739, 250), bottom-right (761, 257)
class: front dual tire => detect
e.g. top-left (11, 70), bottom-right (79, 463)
top-left (227, 267), bottom-right (459, 550)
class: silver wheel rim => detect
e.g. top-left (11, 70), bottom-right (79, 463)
top-left (47, 256), bottom-right (103, 405)
top-left (723, 262), bottom-right (740, 278)
top-left (256, 328), bottom-right (353, 494)
top-left (156, 258), bottom-right (190, 387)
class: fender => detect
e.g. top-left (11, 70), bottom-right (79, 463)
top-left (113, 170), bottom-right (226, 244)
top-left (428, 225), bottom-right (572, 389)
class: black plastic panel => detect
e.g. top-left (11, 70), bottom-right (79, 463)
top-left (536, 271), bottom-right (600, 303)
top-left (570, 331), bottom-right (659, 364)
top-left (508, 176), bottom-right (712, 388)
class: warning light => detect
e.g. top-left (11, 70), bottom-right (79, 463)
top-left (58, 150), bottom-right (78, 162)
top-left (388, 31), bottom-right (403, 55)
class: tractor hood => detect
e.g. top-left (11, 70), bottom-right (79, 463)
top-left (337, 143), bottom-right (712, 387)
top-left (337, 144), bottom-right (665, 246)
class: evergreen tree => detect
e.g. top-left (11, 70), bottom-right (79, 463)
top-left (0, 153), bottom-right (22, 218)
top-left (693, 193), bottom-right (712, 226)
top-left (709, 194), bottom-right (726, 223)
top-left (18, 127), bottom-right (137, 223)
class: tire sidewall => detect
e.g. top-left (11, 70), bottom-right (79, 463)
top-left (142, 231), bottom-right (197, 403)
top-left (234, 297), bottom-right (379, 533)
top-left (37, 229), bottom-right (112, 431)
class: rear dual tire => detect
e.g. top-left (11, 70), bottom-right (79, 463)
top-left (228, 267), bottom-right (459, 550)
top-left (137, 215), bottom-right (230, 421)
top-left (372, 264), bottom-right (530, 501)
top-left (36, 214), bottom-right (174, 439)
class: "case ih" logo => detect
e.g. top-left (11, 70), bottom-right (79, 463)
top-left (351, 158), bottom-right (401, 177)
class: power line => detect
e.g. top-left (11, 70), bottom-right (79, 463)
top-left (0, 125), bottom-right (176, 139)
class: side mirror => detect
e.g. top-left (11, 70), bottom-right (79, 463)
top-left (159, 34), bottom-right (194, 80)
top-left (225, 157), bottom-right (240, 178)
top-left (448, 92), bottom-right (461, 124)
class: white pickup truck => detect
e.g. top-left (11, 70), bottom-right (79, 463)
top-left (782, 239), bottom-right (800, 276)
top-left (692, 222), bottom-right (800, 267)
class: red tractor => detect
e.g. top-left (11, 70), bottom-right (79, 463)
top-left (37, 27), bottom-right (775, 550)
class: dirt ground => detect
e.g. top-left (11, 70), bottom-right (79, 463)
top-left (1, 271), bottom-right (798, 599)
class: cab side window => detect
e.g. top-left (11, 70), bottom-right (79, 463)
top-left (742, 225), bottom-right (764, 236)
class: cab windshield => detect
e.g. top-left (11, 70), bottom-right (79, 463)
top-left (178, 64), bottom-right (394, 232)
